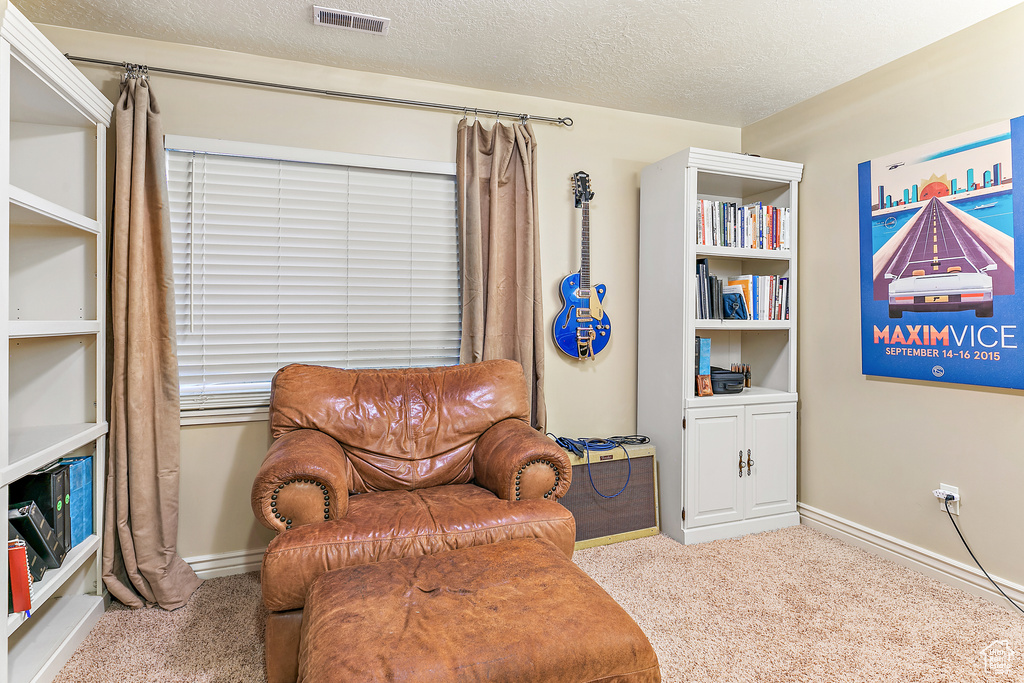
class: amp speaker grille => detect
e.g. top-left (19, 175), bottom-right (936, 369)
top-left (560, 456), bottom-right (658, 543)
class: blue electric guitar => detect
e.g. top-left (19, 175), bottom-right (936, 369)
top-left (553, 171), bottom-right (611, 359)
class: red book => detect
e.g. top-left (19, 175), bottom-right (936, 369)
top-left (8, 539), bottom-right (32, 615)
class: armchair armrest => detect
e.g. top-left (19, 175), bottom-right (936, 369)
top-left (251, 429), bottom-right (351, 533)
top-left (473, 419), bottom-right (572, 501)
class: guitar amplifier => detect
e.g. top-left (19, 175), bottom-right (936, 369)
top-left (558, 443), bottom-right (660, 550)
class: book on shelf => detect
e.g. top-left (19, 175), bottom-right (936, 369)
top-left (9, 501), bottom-right (66, 569)
top-left (696, 259), bottom-right (727, 320)
top-left (782, 277), bottom-right (790, 319)
top-left (696, 258), bottom-right (709, 318)
top-left (696, 263), bottom-right (789, 322)
top-left (695, 336), bottom-right (713, 396)
top-left (757, 275), bottom-right (775, 320)
top-left (696, 199), bottom-right (791, 250)
top-left (711, 277), bottom-right (721, 319)
top-left (759, 275), bottom-right (769, 320)
top-left (774, 277), bottom-right (783, 320)
top-left (8, 539), bottom-right (33, 615)
top-left (61, 455), bottom-right (93, 548)
top-left (721, 274), bottom-right (790, 321)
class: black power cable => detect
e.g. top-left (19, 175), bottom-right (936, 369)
top-left (548, 434), bottom-right (649, 499)
top-left (943, 496), bottom-right (1024, 615)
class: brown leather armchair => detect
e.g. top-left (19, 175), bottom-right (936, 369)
top-left (251, 359), bottom-right (575, 683)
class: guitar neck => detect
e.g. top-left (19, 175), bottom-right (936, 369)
top-left (580, 201), bottom-right (590, 292)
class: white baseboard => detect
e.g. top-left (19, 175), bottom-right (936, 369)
top-left (185, 547), bottom-right (266, 579)
top-left (799, 503), bottom-right (1024, 609)
top-left (187, 507), bottom-right (1024, 611)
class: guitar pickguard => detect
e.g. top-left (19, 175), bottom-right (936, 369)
top-left (589, 285), bottom-right (605, 320)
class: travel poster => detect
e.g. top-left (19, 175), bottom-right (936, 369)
top-left (858, 118), bottom-right (1024, 389)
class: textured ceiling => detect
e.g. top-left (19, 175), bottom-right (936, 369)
top-left (16, 0), bottom-right (1024, 127)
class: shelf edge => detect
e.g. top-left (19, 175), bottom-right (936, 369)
top-left (693, 319), bottom-right (792, 330)
top-left (686, 390), bottom-right (797, 409)
top-left (695, 246), bottom-right (793, 260)
top-left (9, 185), bottom-right (100, 234)
top-left (8, 321), bottom-right (100, 338)
top-left (2, 423), bottom-right (108, 486)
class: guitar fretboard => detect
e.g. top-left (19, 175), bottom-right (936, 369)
top-left (580, 201), bottom-right (590, 293)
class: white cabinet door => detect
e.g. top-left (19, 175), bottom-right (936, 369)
top-left (685, 406), bottom-right (744, 528)
top-left (744, 403), bottom-right (796, 519)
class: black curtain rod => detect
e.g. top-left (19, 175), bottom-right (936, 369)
top-left (64, 54), bottom-right (574, 127)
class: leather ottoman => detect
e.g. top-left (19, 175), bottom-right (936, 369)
top-left (297, 537), bottom-right (661, 683)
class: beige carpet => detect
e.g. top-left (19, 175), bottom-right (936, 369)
top-left (58, 570), bottom-right (267, 682)
top-left (59, 526), bottom-right (1024, 682)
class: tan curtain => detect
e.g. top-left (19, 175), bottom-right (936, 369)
top-left (457, 119), bottom-right (546, 431)
top-left (104, 76), bottom-right (202, 610)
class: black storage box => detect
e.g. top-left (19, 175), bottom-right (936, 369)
top-left (9, 501), bottom-right (66, 569)
top-left (710, 366), bottom-right (745, 394)
top-left (10, 462), bottom-right (70, 552)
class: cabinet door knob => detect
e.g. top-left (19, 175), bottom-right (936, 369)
top-left (739, 450), bottom-right (744, 478)
top-left (747, 448), bottom-right (753, 476)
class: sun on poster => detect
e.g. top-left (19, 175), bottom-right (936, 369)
top-left (858, 118), bottom-right (1024, 389)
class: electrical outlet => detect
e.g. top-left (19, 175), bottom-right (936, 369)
top-left (938, 483), bottom-right (960, 515)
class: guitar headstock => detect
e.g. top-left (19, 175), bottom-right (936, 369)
top-left (571, 171), bottom-right (594, 208)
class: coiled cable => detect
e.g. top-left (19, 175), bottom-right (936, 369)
top-left (547, 434), bottom-right (650, 499)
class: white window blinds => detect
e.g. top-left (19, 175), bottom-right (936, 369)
top-left (165, 142), bottom-right (461, 411)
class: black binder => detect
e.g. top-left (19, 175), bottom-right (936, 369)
top-left (7, 521), bottom-right (45, 582)
top-left (8, 502), bottom-right (66, 569)
top-left (10, 462), bottom-right (70, 552)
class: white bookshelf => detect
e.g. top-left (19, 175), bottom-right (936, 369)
top-left (1, 4), bottom-right (112, 682)
top-left (639, 148), bottom-right (802, 545)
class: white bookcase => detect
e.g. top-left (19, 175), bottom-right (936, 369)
top-left (0, 4), bottom-right (112, 682)
top-left (638, 148), bottom-right (802, 545)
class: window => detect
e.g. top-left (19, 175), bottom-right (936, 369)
top-left (165, 137), bottom-right (461, 414)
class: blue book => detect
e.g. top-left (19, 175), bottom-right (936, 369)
top-left (751, 277), bottom-right (760, 321)
top-left (60, 456), bottom-right (93, 548)
top-left (697, 337), bottom-right (711, 376)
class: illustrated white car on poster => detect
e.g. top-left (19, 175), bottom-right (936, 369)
top-left (888, 267), bottom-right (993, 318)
top-left (884, 197), bottom-right (997, 319)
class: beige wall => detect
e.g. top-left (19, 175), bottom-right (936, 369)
top-left (744, 6), bottom-right (1024, 585)
top-left (42, 26), bottom-right (740, 559)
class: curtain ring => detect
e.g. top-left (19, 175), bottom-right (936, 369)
top-left (461, 107), bottom-right (468, 122)
top-left (495, 112), bottom-right (500, 123)
top-left (473, 108), bottom-right (478, 123)
top-left (520, 114), bottom-right (529, 125)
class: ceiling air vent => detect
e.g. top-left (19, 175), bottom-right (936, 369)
top-left (313, 6), bottom-right (391, 35)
